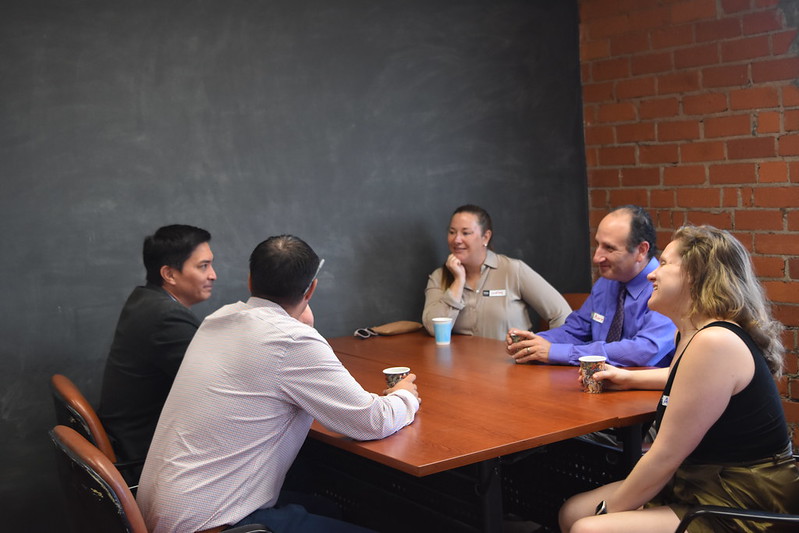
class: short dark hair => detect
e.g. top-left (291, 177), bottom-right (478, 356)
top-left (143, 225), bottom-right (211, 286)
top-left (611, 205), bottom-right (657, 259)
top-left (249, 235), bottom-right (321, 306)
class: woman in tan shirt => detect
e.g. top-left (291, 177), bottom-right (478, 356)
top-left (422, 204), bottom-right (571, 341)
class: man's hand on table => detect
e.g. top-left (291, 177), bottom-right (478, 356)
top-left (384, 373), bottom-right (420, 403)
top-left (506, 329), bottom-right (551, 363)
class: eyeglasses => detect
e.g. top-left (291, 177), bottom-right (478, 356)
top-left (304, 259), bottom-right (325, 295)
top-left (353, 327), bottom-right (378, 339)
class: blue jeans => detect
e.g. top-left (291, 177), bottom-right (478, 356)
top-left (233, 492), bottom-right (376, 533)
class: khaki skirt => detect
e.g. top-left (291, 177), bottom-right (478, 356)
top-left (647, 445), bottom-right (799, 533)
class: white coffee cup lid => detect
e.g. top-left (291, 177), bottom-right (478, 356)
top-left (383, 366), bottom-right (410, 374)
top-left (578, 355), bottom-right (606, 363)
top-left (432, 317), bottom-right (452, 323)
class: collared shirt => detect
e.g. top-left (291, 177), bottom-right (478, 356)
top-left (137, 297), bottom-right (419, 533)
top-left (538, 257), bottom-right (676, 367)
top-left (422, 250), bottom-right (572, 341)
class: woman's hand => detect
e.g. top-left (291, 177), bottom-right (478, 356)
top-left (445, 253), bottom-right (466, 283)
top-left (581, 366), bottom-right (669, 391)
top-left (580, 363), bottom-right (632, 391)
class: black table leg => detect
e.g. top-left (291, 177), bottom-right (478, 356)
top-left (618, 423), bottom-right (644, 472)
top-left (477, 458), bottom-right (503, 533)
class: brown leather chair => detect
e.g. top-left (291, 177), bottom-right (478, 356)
top-left (50, 425), bottom-right (270, 533)
top-left (50, 374), bottom-right (116, 460)
top-left (50, 373), bottom-right (144, 486)
top-left (538, 292), bottom-right (590, 331)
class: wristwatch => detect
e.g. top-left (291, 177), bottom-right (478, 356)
top-left (595, 500), bottom-right (608, 515)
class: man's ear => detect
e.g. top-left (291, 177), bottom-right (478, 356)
top-left (160, 265), bottom-right (177, 286)
top-left (304, 278), bottom-right (318, 302)
top-left (636, 241), bottom-right (650, 262)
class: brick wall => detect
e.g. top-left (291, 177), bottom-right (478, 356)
top-left (578, 0), bottom-right (799, 450)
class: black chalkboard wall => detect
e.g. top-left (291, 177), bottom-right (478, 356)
top-left (0, 0), bottom-right (589, 524)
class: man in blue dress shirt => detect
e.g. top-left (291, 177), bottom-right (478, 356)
top-left (508, 205), bottom-right (676, 367)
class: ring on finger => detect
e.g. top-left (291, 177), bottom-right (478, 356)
top-left (527, 346), bottom-right (531, 355)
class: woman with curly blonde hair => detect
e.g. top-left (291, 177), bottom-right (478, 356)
top-left (559, 225), bottom-right (798, 533)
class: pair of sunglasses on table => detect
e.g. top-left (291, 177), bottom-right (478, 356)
top-left (353, 327), bottom-right (378, 339)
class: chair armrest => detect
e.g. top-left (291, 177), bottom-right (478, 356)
top-left (225, 525), bottom-right (272, 533)
top-left (675, 505), bottom-right (799, 533)
top-left (113, 458), bottom-right (145, 490)
top-left (114, 458), bottom-right (145, 469)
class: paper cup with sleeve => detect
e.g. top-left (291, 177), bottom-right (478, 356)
top-left (383, 366), bottom-right (411, 388)
top-left (579, 355), bottom-right (606, 394)
top-left (432, 317), bottom-right (453, 345)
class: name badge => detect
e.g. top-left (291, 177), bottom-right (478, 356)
top-left (661, 395), bottom-right (669, 406)
top-left (482, 289), bottom-right (506, 297)
top-left (592, 312), bottom-right (605, 324)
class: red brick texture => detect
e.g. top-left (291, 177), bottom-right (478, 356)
top-left (579, 0), bottom-right (799, 448)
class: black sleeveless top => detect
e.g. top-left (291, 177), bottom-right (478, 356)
top-left (654, 321), bottom-right (788, 463)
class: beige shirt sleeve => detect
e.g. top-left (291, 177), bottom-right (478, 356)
top-left (515, 259), bottom-right (572, 330)
top-left (422, 267), bottom-right (463, 336)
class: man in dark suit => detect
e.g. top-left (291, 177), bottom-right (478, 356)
top-left (98, 224), bottom-right (216, 464)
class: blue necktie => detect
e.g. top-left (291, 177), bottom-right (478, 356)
top-left (606, 284), bottom-right (626, 343)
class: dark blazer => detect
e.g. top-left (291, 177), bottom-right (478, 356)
top-left (98, 283), bottom-right (200, 462)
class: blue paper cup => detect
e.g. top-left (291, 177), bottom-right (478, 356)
top-left (432, 317), bottom-right (453, 345)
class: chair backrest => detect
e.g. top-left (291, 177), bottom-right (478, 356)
top-left (562, 292), bottom-right (590, 312)
top-left (538, 292), bottom-right (590, 332)
top-left (50, 425), bottom-right (148, 533)
top-left (50, 374), bottom-right (117, 462)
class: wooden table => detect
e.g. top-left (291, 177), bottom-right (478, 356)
top-left (304, 332), bottom-right (660, 532)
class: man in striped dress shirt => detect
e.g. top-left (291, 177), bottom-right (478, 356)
top-left (137, 235), bottom-right (420, 533)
